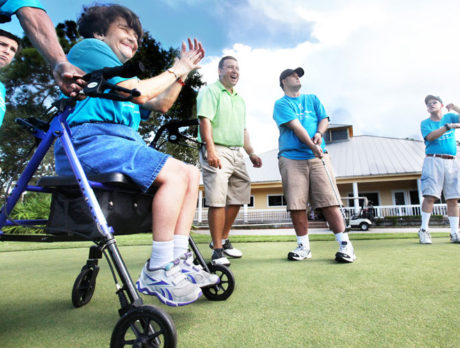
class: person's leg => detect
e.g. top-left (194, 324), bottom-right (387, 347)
top-left (421, 196), bottom-right (435, 229)
top-left (287, 210), bottom-right (312, 260)
top-left (222, 204), bottom-right (241, 240)
top-left (278, 156), bottom-right (311, 260)
top-left (446, 199), bottom-right (459, 242)
top-left (443, 159), bottom-right (460, 242)
top-left (208, 206), bottom-right (226, 249)
top-left (309, 155), bottom-right (355, 263)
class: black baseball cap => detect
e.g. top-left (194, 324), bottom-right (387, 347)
top-left (424, 95), bottom-right (443, 105)
top-left (279, 67), bottom-right (304, 88)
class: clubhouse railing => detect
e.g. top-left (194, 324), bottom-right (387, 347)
top-left (194, 203), bottom-right (449, 224)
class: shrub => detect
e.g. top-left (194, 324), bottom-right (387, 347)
top-left (2, 193), bottom-right (51, 234)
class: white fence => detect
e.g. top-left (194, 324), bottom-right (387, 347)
top-left (194, 203), bottom-right (449, 224)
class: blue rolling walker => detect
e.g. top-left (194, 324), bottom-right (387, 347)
top-left (0, 63), bottom-right (234, 348)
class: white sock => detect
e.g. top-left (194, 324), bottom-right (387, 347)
top-left (173, 234), bottom-right (189, 258)
top-left (335, 232), bottom-right (350, 244)
top-left (421, 211), bottom-right (431, 231)
top-left (149, 240), bottom-right (174, 269)
top-left (448, 216), bottom-right (459, 236)
top-left (297, 234), bottom-right (310, 249)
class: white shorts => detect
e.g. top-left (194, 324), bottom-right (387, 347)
top-left (421, 156), bottom-right (460, 200)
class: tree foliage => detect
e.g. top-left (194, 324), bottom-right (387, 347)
top-left (0, 20), bottom-right (205, 196)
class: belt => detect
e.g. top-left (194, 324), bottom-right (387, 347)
top-left (427, 154), bottom-right (455, 160)
top-left (69, 120), bottom-right (122, 128)
top-left (214, 144), bottom-right (241, 150)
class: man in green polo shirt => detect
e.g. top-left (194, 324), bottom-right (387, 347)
top-left (197, 55), bottom-right (262, 265)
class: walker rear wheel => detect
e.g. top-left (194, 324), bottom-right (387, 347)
top-left (110, 305), bottom-right (177, 348)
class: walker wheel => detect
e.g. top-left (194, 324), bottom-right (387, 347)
top-left (110, 305), bottom-right (177, 348)
top-left (72, 265), bottom-right (99, 308)
top-left (202, 264), bottom-right (235, 301)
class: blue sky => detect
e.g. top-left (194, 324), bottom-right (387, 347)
top-left (3, 0), bottom-right (460, 153)
top-left (2, 0), bottom-right (315, 56)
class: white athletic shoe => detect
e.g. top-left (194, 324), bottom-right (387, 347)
top-left (418, 228), bottom-right (432, 244)
top-left (287, 243), bottom-right (312, 261)
top-left (209, 240), bottom-right (243, 258)
top-left (179, 252), bottom-right (220, 287)
top-left (211, 248), bottom-right (231, 266)
top-left (136, 259), bottom-right (202, 307)
top-left (335, 241), bottom-right (357, 263)
top-left (450, 233), bottom-right (460, 243)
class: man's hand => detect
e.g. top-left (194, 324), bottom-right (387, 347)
top-left (446, 103), bottom-right (460, 113)
top-left (312, 145), bottom-right (323, 158)
top-left (312, 132), bottom-right (322, 145)
top-left (249, 154), bottom-right (262, 168)
top-left (53, 61), bottom-right (86, 98)
top-left (206, 149), bottom-right (222, 169)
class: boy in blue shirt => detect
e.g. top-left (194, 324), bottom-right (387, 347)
top-left (0, 0), bottom-right (84, 96)
top-left (419, 95), bottom-right (460, 244)
top-left (0, 29), bottom-right (19, 128)
top-left (273, 67), bottom-right (356, 263)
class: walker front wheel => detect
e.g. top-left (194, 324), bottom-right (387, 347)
top-left (72, 265), bottom-right (99, 307)
top-left (202, 264), bottom-right (235, 301)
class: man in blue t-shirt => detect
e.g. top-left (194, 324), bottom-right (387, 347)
top-left (273, 67), bottom-right (356, 263)
top-left (0, 0), bottom-right (84, 96)
top-left (418, 95), bottom-right (460, 244)
top-left (0, 29), bottom-right (19, 128)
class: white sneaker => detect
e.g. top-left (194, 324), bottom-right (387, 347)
top-left (335, 241), bottom-right (357, 263)
top-left (287, 243), bottom-right (312, 261)
top-left (136, 259), bottom-right (202, 307)
top-left (450, 233), bottom-right (460, 243)
top-left (209, 240), bottom-right (243, 258)
top-left (179, 252), bottom-right (220, 287)
top-left (418, 228), bottom-right (432, 244)
top-left (211, 248), bottom-right (231, 266)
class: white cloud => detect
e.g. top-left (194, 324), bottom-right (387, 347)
top-left (199, 0), bottom-right (460, 154)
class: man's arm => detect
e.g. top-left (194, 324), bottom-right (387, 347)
top-left (285, 119), bottom-right (323, 158)
top-left (16, 7), bottom-right (85, 97)
top-left (425, 123), bottom-right (460, 142)
top-left (243, 129), bottom-right (262, 168)
top-left (199, 117), bottom-right (221, 169)
top-left (312, 117), bottom-right (329, 145)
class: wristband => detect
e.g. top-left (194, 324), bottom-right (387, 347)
top-left (249, 153), bottom-right (257, 157)
top-left (316, 131), bottom-right (323, 136)
top-left (445, 124), bottom-right (451, 131)
top-left (167, 68), bottom-right (179, 79)
top-left (176, 77), bottom-right (186, 86)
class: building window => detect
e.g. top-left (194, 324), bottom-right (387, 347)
top-left (267, 195), bottom-right (286, 207)
top-left (409, 190), bottom-right (420, 205)
top-left (393, 191), bottom-right (406, 205)
top-left (347, 192), bottom-right (380, 206)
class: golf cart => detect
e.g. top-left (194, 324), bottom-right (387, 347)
top-left (341, 197), bottom-right (374, 231)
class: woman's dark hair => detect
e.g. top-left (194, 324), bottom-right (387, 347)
top-left (78, 4), bottom-right (143, 45)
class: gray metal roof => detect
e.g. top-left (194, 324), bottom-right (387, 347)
top-left (245, 135), bottom-right (429, 183)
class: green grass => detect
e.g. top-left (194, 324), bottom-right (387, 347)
top-left (1, 234), bottom-right (459, 347)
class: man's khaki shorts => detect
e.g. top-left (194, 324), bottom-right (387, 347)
top-left (421, 156), bottom-right (460, 200)
top-left (200, 145), bottom-right (251, 207)
top-left (278, 155), bottom-right (340, 210)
